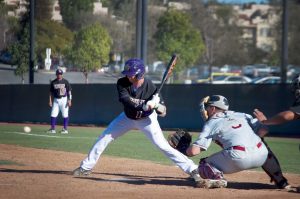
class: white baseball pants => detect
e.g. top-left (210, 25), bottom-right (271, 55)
top-left (81, 111), bottom-right (198, 174)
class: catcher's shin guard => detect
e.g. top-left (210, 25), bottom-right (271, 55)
top-left (261, 139), bottom-right (289, 188)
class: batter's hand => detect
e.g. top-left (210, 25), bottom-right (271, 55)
top-left (68, 100), bottom-right (72, 107)
top-left (49, 101), bottom-right (52, 107)
top-left (142, 94), bottom-right (160, 111)
top-left (152, 94), bottom-right (160, 104)
top-left (253, 109), bottom-right (267, 122)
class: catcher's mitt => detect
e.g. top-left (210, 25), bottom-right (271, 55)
top-left (167, 129), bottom-right (192, 155)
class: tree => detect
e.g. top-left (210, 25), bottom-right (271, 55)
top-left (58, 0), bottom-right (96, 30)
top-left (0, 0), bottom-right (9, 50)
top-left (196, 4), bottom-right (248, 66)
top-left (36, 20), bottom-right (74, 68)
top-left (70, 23), bottom-right (112, 83)
top-left (8, 10), bottom-right (31, 84)
top-left (154, 9), bottom-right (205, 74)
top-left (288, 0), bottom-right (300, 65)
top-left (35, 0), bottom-right (54, 21)
top-left (97, 11), bottom-right (133, 61)
top-left (101, 0), bottom-right (136, 58)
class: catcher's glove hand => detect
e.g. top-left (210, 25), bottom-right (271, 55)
top-left (167, 129), bottom-right (192, 155)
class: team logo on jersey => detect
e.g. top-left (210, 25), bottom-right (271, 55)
top-left (129, 97), bottom-right (145, 107)
top-left (54, 84), bottom-right (66, 89)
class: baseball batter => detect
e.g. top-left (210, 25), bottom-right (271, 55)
top-left (47, 68), bottom-right (72, 134)
top-left (73, 58), bottom-right (200, 184)
top-left (186, 95), bottom-right (268, 188)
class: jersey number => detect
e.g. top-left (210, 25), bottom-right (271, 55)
top-left (232, 124), bottom-right (242, 129)
top-left (136, 111), bottom-right (143, 119)
top-left (59, 88), bottom-right (66, 96)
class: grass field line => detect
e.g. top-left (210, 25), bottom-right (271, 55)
top-left (2, 131), bottom-right (93, 139)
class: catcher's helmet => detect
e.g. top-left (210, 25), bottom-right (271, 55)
top-left (206, 95), bottom-right (229, 111)
top-left (199, 95), bottom-right (229, 121)
top-left (56, 68), bottom-right (63, 75)
top-left (121, 58), bottom-right (145, 79)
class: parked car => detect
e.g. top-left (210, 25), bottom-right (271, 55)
top-left (220, 65), bottom-right (242, 74)
top-left (0, 51), bottom-right (14, 65)
top-left (242, 64), bottom-right (271, 77)
top-left (252, 76), bottom-right (281, 84)
top-left (196, 72), bottom-right (241, 83)
top-left (287, 65), bottom-right (300, 81)
top-left (212, 75), bottom-right (252, 84)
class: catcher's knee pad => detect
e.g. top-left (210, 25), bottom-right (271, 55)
top-left (262, 141), bottom-right (288, 188)
top-left (198, 159), bottom-right (224, 180)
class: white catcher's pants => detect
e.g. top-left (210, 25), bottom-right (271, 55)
top-left (81, 111), bottom-right (198, 174)
top-left (205, 143), bottom-right (268, 174)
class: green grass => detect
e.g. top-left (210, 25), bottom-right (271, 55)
top-left (0, 160), bottom-right (24, 166)
top-left (0, 124), bottom-right (299, 174)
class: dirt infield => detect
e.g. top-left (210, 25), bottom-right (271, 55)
top-left (0, 144), bottom-right (299, 199)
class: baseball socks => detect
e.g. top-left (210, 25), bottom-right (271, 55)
top-left (61, 117), bottom-right (69, 134)
top-left (47, 117), bottom-right (57, 133)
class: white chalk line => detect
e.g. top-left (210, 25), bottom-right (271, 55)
top-left (1, 131), bottom-right (92, 139)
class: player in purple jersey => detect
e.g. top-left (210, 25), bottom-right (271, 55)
top-left (72, 58), bottom-right (201, 186)
top-left (47, 68), bottom-right (72, 134)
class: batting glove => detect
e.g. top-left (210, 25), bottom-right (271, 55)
top-left (142, 94), bottom-right (160, 111)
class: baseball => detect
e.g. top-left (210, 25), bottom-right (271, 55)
top-left (23, 126), bottom-right (31, 133)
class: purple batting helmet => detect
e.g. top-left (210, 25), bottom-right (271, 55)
top-left (56, 68), bottom-right (63, 75)
top-left (121, 58), bottom-right (145, 79)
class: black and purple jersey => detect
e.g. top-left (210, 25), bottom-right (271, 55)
top-left (117, 77), bottom-right (162, 120)
top-left (50, 78), bottom-right (72, 99)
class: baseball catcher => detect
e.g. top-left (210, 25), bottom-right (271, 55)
top-left (167, 129), bottom-right (192, 155)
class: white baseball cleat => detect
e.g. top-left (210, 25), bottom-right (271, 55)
top-left (73, 167), bottom-right (92, 177)
top-left (195, 179), bottom-right (227, 189)
top-left (60, 129), bottom-right (68, 134)
top-left (47, 129), bottom-right (56, 134)
top-left (190, 169), bottom-right (202, 183)
top-left (283, 185), bottom-right (300, 193)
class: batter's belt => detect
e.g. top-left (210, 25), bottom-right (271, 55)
top-left (231, 142), bottom-right (262, 151)
top-left (54, 96), bottom-right (67, 99)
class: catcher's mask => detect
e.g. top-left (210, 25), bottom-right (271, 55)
top-left (122, 58), bottom-right (145, 80)
top-left (199, 95), bottom-right (229, 121)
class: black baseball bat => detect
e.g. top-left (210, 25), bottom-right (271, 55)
top-left (157, 54), bottom-right (178, 94)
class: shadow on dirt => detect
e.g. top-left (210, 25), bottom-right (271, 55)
top-left (227, 181), bottom-right (275, 190)
top-left (76, 171), bottom-right (280, 190)
top-left (0, 168), bottom-right (289, 191)
top-left (0, 168), bottom-right (71, 175)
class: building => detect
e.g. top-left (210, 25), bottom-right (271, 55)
top-left (233, 4), bottom-right (279, 52)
